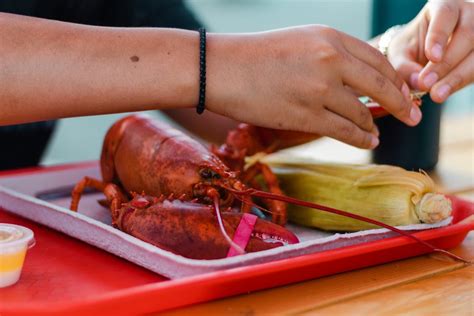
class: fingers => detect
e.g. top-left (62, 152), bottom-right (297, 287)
top-left (340, 32), bottom-right (405, 91)
top-left (326, 88), bottom-right (375, 133)
top-left (425, 0), bottom-right (460, 62)
top-left (392, 55), bottom-right (424, 89)
top-left (429, 51), bottom-right (474, 103)
top-left (419, 9), bottom-right (473, 90)
top-left (320, 111), bottom-right (379, 149)
top-left (338, 33), bottom-right (422, 125)
top-left (341, 55), bottom-right (421, 126)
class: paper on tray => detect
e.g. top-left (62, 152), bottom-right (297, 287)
top-left (0, 164), bottom-right (452, 279)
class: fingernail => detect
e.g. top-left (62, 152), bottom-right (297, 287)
top-left (409, 106), bottom-right (422, 125)
top-left (409, 72), bottom-right (419, 90)
top-left (436, 84), bottom-right (451, 101)
top-left (402, 82), bottom-right (410, 100)
top-left (431, 44), bottom-right (443, 60)
top-left (423, 72), bottom-right (438, 89)
top-left (370, 135), bottom-right (380, 149)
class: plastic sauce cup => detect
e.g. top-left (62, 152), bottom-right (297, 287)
top-left (0, 224), bottom-right (35, 288)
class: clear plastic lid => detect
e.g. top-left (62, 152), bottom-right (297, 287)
top-left (0, 223), bottom-right (35, 250)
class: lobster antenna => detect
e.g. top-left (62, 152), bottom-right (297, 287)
top-left (229, 187), bottom-right (471, 264)
top-left (213, 195), bottom-right (245, 255)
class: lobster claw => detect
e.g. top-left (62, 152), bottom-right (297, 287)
top-left (221, 212), bottom-right (299, 257)
top-left (116, 196), bottom-right (298, 260)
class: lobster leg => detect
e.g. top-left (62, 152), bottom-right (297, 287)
top-left (70, 177), bottom-right (129, 227)
top-left (102, 183), bottom-right (129, 226)
top-left (231, 181), bottom-right (253, 214)
top-left (70, 177), bottom-right (106, 211)
top-left (242, 162), bottom-right (287, 225)
top-left (70, 176), bottom-right (127, 211)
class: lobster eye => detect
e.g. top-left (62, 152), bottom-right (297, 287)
top-left (218, 188), bottom-right (226, 197)
top-left (199, 168), bottom-right (213, 179)
top-left (200, 168), bottom-right (221, 180)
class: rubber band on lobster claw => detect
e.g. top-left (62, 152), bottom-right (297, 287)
top-left (227, 213), bottom-right (258, 257)
top-left (211, 194), bottom-right (245, 256)
top-left (226, 187), bottom-right (472, 264)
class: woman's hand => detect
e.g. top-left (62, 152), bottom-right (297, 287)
top-left (386, 0), bottom-right (473, 103)
top-left (207, 25), bottom-right (419, 149)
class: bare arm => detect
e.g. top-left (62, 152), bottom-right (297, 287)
top-left (164, 109), bottom-right (238, 144)
top-left (0, 13), bottom-right (417, 149)
top-left (0, 13), bottom-right (200, 125)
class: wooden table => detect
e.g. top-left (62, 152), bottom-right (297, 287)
top-left (162, 115), bottom-right (474, 315)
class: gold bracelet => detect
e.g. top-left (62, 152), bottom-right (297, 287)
top-left (378, 24), bottom-right (405, 57)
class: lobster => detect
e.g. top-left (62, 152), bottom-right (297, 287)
top-left (70, 93), bottom-right (467, 262)
top-left (70, 114), bottom-right (302, 259)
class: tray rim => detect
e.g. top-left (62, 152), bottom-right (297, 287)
top-left (0, 160), bottom-right (98, 177)
top-left (3, 220), bottom-right (472, 316)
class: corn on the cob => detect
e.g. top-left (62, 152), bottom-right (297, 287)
top-left (263, 156), bottom-right (452, 231)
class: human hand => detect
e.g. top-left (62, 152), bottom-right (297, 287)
top-left (207, 25), bottom-right (419, 149)
top-left (387, 0), bottom-right (473, 103)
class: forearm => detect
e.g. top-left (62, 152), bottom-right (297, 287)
top-left (0, 13), bottom-right (199, 125)
top-left (164, 109), bottom-right (238, 144)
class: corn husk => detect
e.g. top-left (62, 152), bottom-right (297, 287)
top-left (263, 156), bottom-right (452, 231)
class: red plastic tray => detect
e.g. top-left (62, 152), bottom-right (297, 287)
top-left (0, 163), bottom-right (473, 316)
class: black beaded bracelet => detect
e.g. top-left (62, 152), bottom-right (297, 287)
top-left (196, 28), bottom-right (207, 114)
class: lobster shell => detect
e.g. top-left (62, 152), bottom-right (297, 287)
top-left (101, 114), bottom-right (234, 199)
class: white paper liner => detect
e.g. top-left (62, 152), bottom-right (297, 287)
top-left (0, 164), bottom-right (451, 279)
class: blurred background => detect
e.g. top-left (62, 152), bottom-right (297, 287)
top-left (41, 0), bottom-right (473, 165)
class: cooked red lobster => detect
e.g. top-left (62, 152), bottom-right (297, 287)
top-left (70, 99), bottom-right (466, 262)
top-left (70, 114), bottom-right (304, 259)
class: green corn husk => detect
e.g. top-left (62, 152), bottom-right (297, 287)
top-left (263, 156), bottom-right (452, 231)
